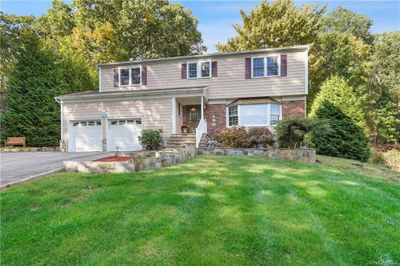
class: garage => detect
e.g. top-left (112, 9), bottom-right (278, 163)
top-left (69, 120), bottom-right (102, 152)
top-left (107, 118), bottom-right (143, 151)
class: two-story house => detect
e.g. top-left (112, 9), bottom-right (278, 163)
top-left (55, 45), bottom-right (308, 152)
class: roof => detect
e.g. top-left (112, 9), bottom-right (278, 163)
top-left (55, 86), bottom-right (208, 102)
top-left (97, 45), bottom-right (309, 67)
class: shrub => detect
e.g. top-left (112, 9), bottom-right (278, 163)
top-left (215, 127), bottom-right (250, 148)
top-left (247, 127), bottom-right (274, 148)
top-left (311, 101), bottom-right (370, 162)
top-left (383, 150), bottom-right (400, 172)
top-left (276, 118), bottom-right (317, 148)
top-left (369, 148), bottom-right (386, 165)
top-left (139, 129), bottom-right (163, 150)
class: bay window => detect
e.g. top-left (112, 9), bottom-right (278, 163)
top-left (252, 55), bottom-right (280, 77)
top-left (119, 66), bottom-right (142, 86)
top-left (228, 104), bottom-right (281, 127)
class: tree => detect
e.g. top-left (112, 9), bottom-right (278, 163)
top-left (311, 101), bottom-right (370, 162)
top-left (322, 7), bottom-right (373, 44)
top-left (308, 32), bottom-right (370, 106)
top-left (310, 76), bottom-right (367, 132)
top-left (216, 0), bottom-right (325, 52)
top-left (1, 34), bottom-right (79, 146)
top-left (0, 12), bottom-right (34, 92)
top-left (363, 32), bottom-right (400, 144)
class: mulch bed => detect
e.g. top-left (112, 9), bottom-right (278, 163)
top-left (94, 156), bottom-right (131, 162)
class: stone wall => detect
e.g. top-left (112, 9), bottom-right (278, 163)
top-left (204, 104), bottom-right (226, 138)
top-left (64, 147), bottom-right (197, 174)
top-left (198, 147), bottom-right (316, 163)
top-left (282, 100), bottom-right (305, 119)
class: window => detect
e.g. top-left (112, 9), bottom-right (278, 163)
top-left (120, 68), bottom-right (130, 85)
top-left (119, 66), bottom-right (141, 86)
top-left (252, 56), bottom-right (280, 77)
top-left (228, 106), bottom-right (238, 126)
top-left (252, 58), bottom-right (264, 77)
top-left (267, 56), bottom-right (279, 76)
top-left (131, 67), bottom-right (141, 85)
top-left (188, 63), bottom-right (197, 78)
top-left (228, 104), bottom-right (281, 127)
top-left (187, 60), bottom-right (212, 79)
top-left (270, 104), bottom-right (280, 126)
top-left (178, 102), bottom-right (181, 116)
top-left (240, 104), bottom-right (268, 126)
top-left (201, 61), bottom-right (210, 77)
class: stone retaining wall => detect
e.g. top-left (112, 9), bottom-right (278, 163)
top-left (198, 147), bottom-right (316, 163)
top-left (0, 146), bottom-right (60, 152)
top-left (64, 147), bottom-right (197, 174)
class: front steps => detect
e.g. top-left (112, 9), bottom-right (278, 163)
top-left (166, 134), bottom-right (196, 148)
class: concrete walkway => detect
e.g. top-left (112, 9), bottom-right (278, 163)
top-left (0, 152), bottom-right (112, 188)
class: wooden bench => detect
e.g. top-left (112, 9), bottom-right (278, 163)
top-left (4, 137), bottom-right (26, 147)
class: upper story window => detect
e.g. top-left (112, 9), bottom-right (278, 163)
top-left (252, 55), bottom-right (280, 78)
top-left (187, 60), bottom-right (211, 79)
top-left (119, 66), bottom-right (141, 86)
top-left (228, 103), bottom-right (281, 127)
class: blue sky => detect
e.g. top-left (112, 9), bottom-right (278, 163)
top-left (1, 0), bottom-right (399, 52)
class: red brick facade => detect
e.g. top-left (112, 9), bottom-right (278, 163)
top-left (282, 100), bottom-right (305, 119)
top-left (204, 104), bottom-right (226, 138)
top-left (203, 100), bottom-right (305, 138)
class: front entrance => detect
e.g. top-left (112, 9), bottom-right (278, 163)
top-left (182, 105), bottom-right (201, 133)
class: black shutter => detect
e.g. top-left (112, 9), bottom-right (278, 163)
top-left (181, 63), bottom-right (187, 79)
top-left (212, 61), bottom-right (218, 77)
top-left (142, 65), bottom-right (147, 85)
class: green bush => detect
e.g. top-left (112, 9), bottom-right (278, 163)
top-left (276, 118), bottom-right (317, 148)
top-left (215, 127), bottom-right (250, 148)
top-left (311, 101), bottom-right (370, 161)
top-left (383, 150), bottom-right (400, 172)
top-left (369, 148), bottom-right (386, 165)
top-left (139, 129), bottom-right (163, 150)
top-left (247, 127), bottom-right (275, 148)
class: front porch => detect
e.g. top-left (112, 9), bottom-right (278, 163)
top-left (171, 95), bottom-right (208, 148)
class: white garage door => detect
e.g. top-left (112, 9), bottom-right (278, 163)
top-left (107, 118), bottom-right (143, 151)
top-left (69, 120), bottom-right (102, 152)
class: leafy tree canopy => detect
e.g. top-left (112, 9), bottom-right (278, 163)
top-left (322, 7), bottom-right (373, 44)
top-left (216, 0), bottom-right (326, 52)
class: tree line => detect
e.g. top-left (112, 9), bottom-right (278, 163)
top-left (1, 0), bottom-right (398, 150)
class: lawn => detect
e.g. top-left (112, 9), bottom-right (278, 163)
top-left (1, 155), bottom-right (399, 265)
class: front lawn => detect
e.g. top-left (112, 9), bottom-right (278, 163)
top-left (1, 155), bottom-right (399, 265)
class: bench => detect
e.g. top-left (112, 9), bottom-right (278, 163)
top-left (4, 137), bottom-right (26, 147)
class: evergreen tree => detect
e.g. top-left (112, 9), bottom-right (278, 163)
top-left (311, 101), bottom-right (370, 162)
top-left (1, 33), bottom-right (73, 146)
top-left (310, 76), bottom-right (367, 132)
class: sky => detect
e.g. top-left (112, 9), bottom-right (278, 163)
top-left (1, 0), bottom-right (399, 53)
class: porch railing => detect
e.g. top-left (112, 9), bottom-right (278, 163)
top-left (195, 118), bottom-right (207, 148)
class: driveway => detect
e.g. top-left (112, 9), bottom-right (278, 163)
top-left (0, 152), bottom-right (112, 188)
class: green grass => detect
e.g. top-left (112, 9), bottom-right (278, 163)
top-left (1, 155), bottom-right (399, 265)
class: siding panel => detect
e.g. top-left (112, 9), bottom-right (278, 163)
top-left (62, 98), bottom-right (172, 141)
top-left (100, 51), bottom-right (307, 99)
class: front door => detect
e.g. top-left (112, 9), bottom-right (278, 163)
top-left (183, 105), bottom-right (201, 133)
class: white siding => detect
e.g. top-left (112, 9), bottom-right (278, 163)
top-left (100, 51), bottom-right (307, 99)
top-left (62, 98), bottom-right (172, 142)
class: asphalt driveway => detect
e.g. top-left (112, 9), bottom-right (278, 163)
top-left (0, 152), bottom-right (111, 188)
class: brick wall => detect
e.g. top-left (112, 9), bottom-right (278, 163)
top-left (204, 104), bottom-right (226, 137)
top-left (282, 100), bottom-right (305, 119)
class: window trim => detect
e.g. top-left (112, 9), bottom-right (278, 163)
top-left (118, 65), bottom-right (142, 86)
top-left (251, 54), bottom-right (281, 78)
top-left (186, 60), bottom-right (212, 79)
top-left (226, 103), bottom-right (282, 128)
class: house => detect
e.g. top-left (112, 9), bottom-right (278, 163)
top-left (55, 45), bottom-right (308, 152)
